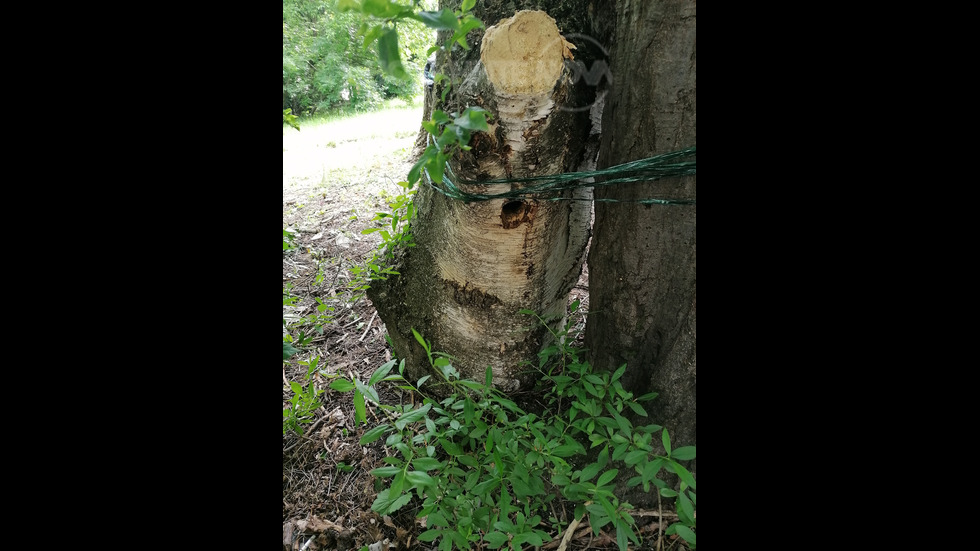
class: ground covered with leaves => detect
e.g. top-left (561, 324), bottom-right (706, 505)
top-left (283, 106), bottom-right (689, 551)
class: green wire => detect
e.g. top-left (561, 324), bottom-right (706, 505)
top-left (422, 146), bottom-right (696, 205)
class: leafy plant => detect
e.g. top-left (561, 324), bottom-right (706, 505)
top-left (283, 0), bottom-right (429, 116)
top-left (283, 108), bottom-right (300, 131)
top-left (283, 229), bottom-right (302, 359)
top-left (284, 357), bottom-right (326, 435)
top-left (409, 106), bottom-right (490, 186)
top-left (283, 228), bottom-right (298, 251)
top-left (330, 308), bottom-right (696, 551)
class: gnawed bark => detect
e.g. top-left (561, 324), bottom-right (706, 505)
top-left (370, 5), bottom-right (594, 392)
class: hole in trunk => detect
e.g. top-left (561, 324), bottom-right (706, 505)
top-left (501, 200), bottom-right (526, 229)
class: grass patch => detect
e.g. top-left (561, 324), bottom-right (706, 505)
top-left (294, 95), bottom-right (424, 129)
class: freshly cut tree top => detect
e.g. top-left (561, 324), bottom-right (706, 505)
top-left (480, 10), bottom-right (576, 96)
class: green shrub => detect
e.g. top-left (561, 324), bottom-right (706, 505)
top-left (284, 357), bottom-right (326, 436)
top-left (331, 303), bottom-right (697, 550)
top-left (283, 0), bottom-right (428, 116)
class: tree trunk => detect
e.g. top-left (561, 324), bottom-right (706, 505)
top-left (586, 0), bottom-right (696, 474)
top-left (370, 1), bottom-right (594, 391)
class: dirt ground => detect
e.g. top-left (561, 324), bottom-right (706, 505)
top-left (283, 109), bottom-right (687, 551)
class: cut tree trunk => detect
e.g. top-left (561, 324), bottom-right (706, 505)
top-left (370, 3), bottom-right (594, 392)
top-left (586, 0), bottom-right (696, 482)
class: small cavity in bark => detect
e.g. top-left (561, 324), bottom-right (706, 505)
top-left (501, 200), bottom-right (527, 229)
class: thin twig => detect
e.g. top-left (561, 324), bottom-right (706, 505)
top-left (359, 311), bottom-right (378, 342)
top-left (303, 413), bottom-right (331, 437)
top-left (283, 417), bottom-right (325, 453)
top-left (631, 510), bottom-right (683, 520)
top-left (657, 487), bottom-right (664, 551)
top-left (556, 517), bottom-right (581, 551)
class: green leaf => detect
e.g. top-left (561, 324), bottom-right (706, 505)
top-left (483, 531), bottom-right (509, 548)
top-left (455, 107), bottom-right (489, 132)
top-left (406, 470), bottom-right (435, 487)
top-left (458, 380), bottom-right (486, 392)
top-left (611, 363), bottom-right (627, 382)
top-left (578, 462), bottom-right (602, 483)
top-left (359, 424), bottom-right (390, 445)
top-left (673, 524), bottom-right (696, 547)
top-left (439, 438), bottom-right (462, 456)
top-left (617, 520), bottom-right (629, 551)
top-left (395, 403), bottom-right (432, 430)
top-left (472, 477), bottom-right (500, 496)
top-left (667, 459), bottom-right (697, 490)
top-left (597, 445), bottom-right (610, 469)
top-left (413, 457), bottom-right (443, 471)
top-left (627, 401), bottom-right (648, 417)
top-left (412, 328), bottom-right (430, 353)
top-left (468, 420), bottom-right (487, 440)
top-left (642, 457), bottom-right (664, 485)
top-left (371, 466), bottom-right (402, 477)
top-left (389, 492), bottom-right (413, 514)
top-left (283, 341), bottom-right (299, 360)
top-left (510, 476), bottom-right (533, 498)
top-left (354, 390), bottom-right (367, 425)
top-left (624, 449), bottom-right (648, 467)
top-left (662, 428), bottom-right (672, 455)
top-left (361, 24), bottom-right (384, 48)
top-left (671, 446), bottom-right (697, 461)
top-left (408, 150), bottom-right (433, 184)
top-left (371, 488), bottom-right (413, 515)
top-left (361, 0), bottom-right (402, 18)
top-left (428, 511), bottom-right (450, 528)
top-left (457, 15), bottom-right (485, 36)
top-left (552, 444), bottom-right (580, 458)
top-left (417, 529), bottom-right (442, 542)
top-left (377, 28), bottom-right (408, 79)
top-left (369, 359), bottom-right (398, 386)
top-left (431, 110), bottom-right (451, 124)
top-left (596, 469), bottom-right (619, 488)
top-left (337, 0), bottom-right (361, 12)
top-left (461, 0), bottom-right (476, 12)
top-left (678, 490), bottom-right (695, 524)
top-left (620, 518), bottom-right (640, 546)
top-left (354, 378), bottom-right (380, 405)
top-left (416, 9), bottom-right (460, 30)
top-left (512, 532), bottom-right (544, 548)
top-left (637, 391), bottom-right (659, 402)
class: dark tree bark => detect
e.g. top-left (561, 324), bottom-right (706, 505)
top-left (370, 1), bottom-right (596, 391)
top-left (586, 0), bottom-right (696, 475)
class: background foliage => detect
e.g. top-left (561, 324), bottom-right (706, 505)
top-left (283, 0), bottom-right (434, 116)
